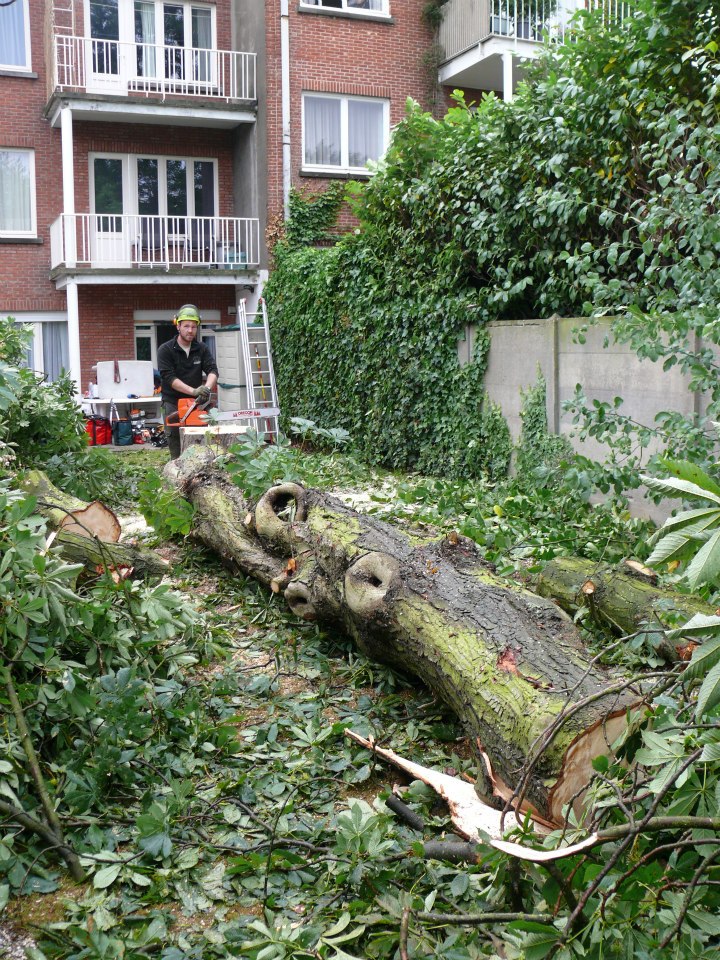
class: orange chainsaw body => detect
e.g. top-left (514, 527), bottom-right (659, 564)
top-left (165, 398), bottom-right (209, 427)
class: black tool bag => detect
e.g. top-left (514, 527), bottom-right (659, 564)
top-left (109, 404), bottom-right (134, 446)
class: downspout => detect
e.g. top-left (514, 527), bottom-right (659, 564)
top-left (280, 0), bottom-right (291, 219)
top-left (60, 104), bottom-right (81, 395)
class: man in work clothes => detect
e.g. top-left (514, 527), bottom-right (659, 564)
top-left (158, 304), bottom-right (219, 459)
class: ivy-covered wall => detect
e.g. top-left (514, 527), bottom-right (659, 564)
top-left (266, 0), bottom-right (720, 479)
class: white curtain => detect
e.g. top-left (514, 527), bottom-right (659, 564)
top-left (0, 151), bottom-right (31, 232)
top-left (348, 100), bottom-right (383, 168)
top-left (0, 1), bottom-right (27, 67)
top-left (136, 1), bottom-right (157, 77)
top-left (42, 323), bottom-right (70, 383)
top-left (304, 97), bottom-right (341, 166)
top-left (192, 7), bottom-right (212, 82)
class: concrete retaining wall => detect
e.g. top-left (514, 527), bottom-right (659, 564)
top-left (459, 316), bottom-right (703, 518)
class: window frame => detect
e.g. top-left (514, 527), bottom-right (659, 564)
top-left (10, 313), bottom-right (68, 383)
top-left (298, 0), bottom-right (390, 17)
top-left (0, 0), bottom-right (32, 71)
top-left (301, 93), bottom-right (389, 175)
top-left (0, 148), bottom-right (37, 238)
top-left (86, 1), bottom-right (216, 54)
top-left (89, 152), bottom-right (219, 222)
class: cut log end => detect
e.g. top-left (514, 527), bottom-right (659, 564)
top-left (58, 502), bottom-right (121, 542)
top-left (345, 551), bottom-right (400, 619)
top-left (285, 579), bottom-right (317, 620)
top-left (548, 706), bottom-right (641, 822)
top-left (254, 483), bottom-right (308, 552)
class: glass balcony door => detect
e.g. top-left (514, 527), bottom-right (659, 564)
top-left (91, 156), bottom-right (132, 266)
top-left (134, 1), bottom-right (214, 88)
top-left (89, 152), bottom-right (217, 266)
top-left (135, 156), bottom-right (217, 263)
top-left (87, 0), bottom-right (215, 93)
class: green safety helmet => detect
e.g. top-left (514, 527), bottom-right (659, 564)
top-left (174, 304), bottom-right (201, 326)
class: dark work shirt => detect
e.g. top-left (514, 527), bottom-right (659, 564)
top-left (157, 337), bottom-right (219, 403)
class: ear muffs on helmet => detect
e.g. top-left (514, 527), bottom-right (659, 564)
top-left (174, 304), bottom-right (201, 326)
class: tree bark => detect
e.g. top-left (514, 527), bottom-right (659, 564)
top-left (168, 449), bottom-right (644, 824)
top-left (21, 470), bottom-right (121, 541)
top-left (534, 557), bottom-right (714, 659)
top-left (54, 529), bottom-right (169, 581)
top-left (20, 471), bottom-right (167, 581)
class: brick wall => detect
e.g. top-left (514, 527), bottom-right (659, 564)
top-left (78, 283), bottom-right (237, 387)
top-left (0, 2), bottom-right (65, 311)
top-left (0, 1), bottom-right (240, 319)
top-left (263, 1), bottom-right (438, 225)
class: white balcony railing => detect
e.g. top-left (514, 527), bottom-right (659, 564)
top-left (439, 1), bottom-right (631, 62)
top-left (50, 214), bottom-right (260, 271)
top-left (53, 35), bottom-right (256, 102)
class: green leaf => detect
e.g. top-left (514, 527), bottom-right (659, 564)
top-left (679, 635), bottom-right (720, 681)
top-left (646, 526), bottom-right (701, 567)
top-left (667, 615), bottom-right (720, 640)
top-left (524, 927), bottom-right (561, 960)
top-left (647, 506), bottom-right (720, 545)
top-left (699, 740), bottom-right (720, 762)
top-left (450, 873), bottom-right (470, 897)
top-left (695, 659), bottom-right (720, 719)
top-left (641, 475), bottom-right (720, 506)
top-left (685, 529), bottom-right (720, 588)
top-left (658, 459), bottom-right (720, 498)
top-left (93, 863), bottom-right (122, 889)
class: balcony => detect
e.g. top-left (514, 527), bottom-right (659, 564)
top-left (438, 1), bottom-right (630, 95)
top-left (50, 214), bottom-right (260, 279)
top-left (53, 35), bottom-right (256, 104)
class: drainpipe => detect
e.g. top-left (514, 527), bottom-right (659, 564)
top-left (60, 104), bottom-right (81, 396)
top-left (280, 0), bottom-right (291, 219)
top-left (60, 104), bottom-right (77, 267)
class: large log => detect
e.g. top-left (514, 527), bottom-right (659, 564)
top-left (535, 557), bottom-right (714, 659)
top-left (22, 470), bottom-right (121, 541)
top-left (169, 448), bottom-right (643, 824)
top-left (19, 471), bottom-right (168, 581)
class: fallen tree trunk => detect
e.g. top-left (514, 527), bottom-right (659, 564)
top-left (20, 471), bottom-right (168, 581)
top-left (168, 449), bottom-right (647, 824)
top-left (22, 470), bottom-right (122, 541)
top-left (54, 529), bottom-right (169, 581)
top-left (535, 557), bottom-right (714, 659)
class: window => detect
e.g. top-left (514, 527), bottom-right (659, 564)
top-left (131, 0), bottom-right (214, 82)
top-left (300, 0), bottom-right (389, 15)
top-left (0, 149), bottom-right (36, 237)
top-left (90, 0), bottom-right (120, 75)
top-left (91, 153), bottom-right (217, 222)
top-left (11, 314), bottom-right (69, 383)
top-left (136, 156), bottom-right (216, 221)
top-left (0, 0), bottom-right (31, 70)
top-left (303, 94), bottom-right (388, 173)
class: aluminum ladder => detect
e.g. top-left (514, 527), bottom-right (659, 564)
top-left (238, 297), bottom-right (280, 441)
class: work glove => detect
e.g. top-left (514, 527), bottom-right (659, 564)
top-left (193, 385), bottom-right (211, 401)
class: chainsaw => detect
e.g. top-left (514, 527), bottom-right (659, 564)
top-left (165, 398), bottom-right (280, 428)
top-left (164, 396), bottom-right (215, 427)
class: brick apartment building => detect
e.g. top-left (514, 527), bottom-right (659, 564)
top-left (0, 0), bottom-right (593, 395)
